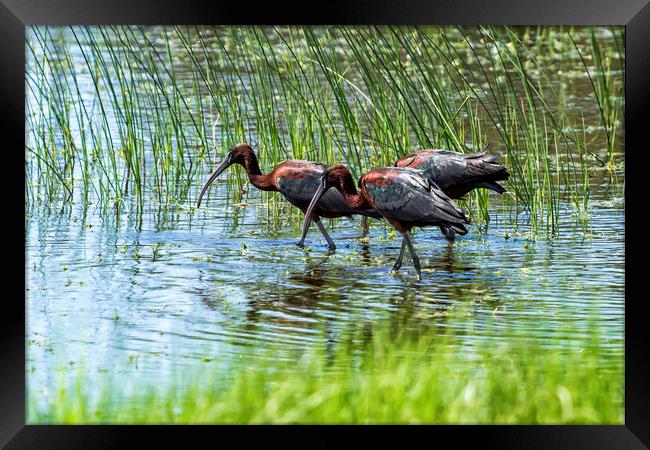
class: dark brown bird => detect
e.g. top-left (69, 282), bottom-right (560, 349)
top-left (196, 144), bottom-right (381, 251)
top-left (303, 164), bottom-right (469, 280)
top-left (395, 148), bottom-right (509, 239)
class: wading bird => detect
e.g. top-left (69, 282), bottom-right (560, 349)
top-left (196, 144), bottom-right (381, 251)
top-left (395, 148), bottom-right (509, 239)
top-left (303, 164), bottom-right (470, 280)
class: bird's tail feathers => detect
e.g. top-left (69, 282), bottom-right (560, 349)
top-left (477, 181), bottom-right (507, 194)
top-left (465, 155), bottom-right (510, 185)
top-left (438, 223), bottom-right (468, 239)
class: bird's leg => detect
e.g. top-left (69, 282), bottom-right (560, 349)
top-left (389, 236), bottom-right (407, 274)
top-left (296, 216), bottom-right (312, 248)
top-left (360, 216), bottom-right (369, 238)
top-left (404, 231), bottom-right (422, 280)
top-left (315, 219), bottom-right (336, 252)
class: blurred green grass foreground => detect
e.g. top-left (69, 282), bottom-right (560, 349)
top-left (28, 325), bottom-right (623, 424)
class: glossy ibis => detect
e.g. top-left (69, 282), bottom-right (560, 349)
top-left (196, 144), bottom-right (381, 251)
top-left (303, 164), bottom-right (469, 280)
top-left (395, 148), bottom-right (509, 239)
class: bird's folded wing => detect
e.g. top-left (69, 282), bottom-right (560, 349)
top-left (364, 171), bottom-right (466, 224)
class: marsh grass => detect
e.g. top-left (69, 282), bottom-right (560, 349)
top-left (25, 26), bottom-right (624, 236)
top-left (570, 27), bottom-right (624, 172)
top-left (28, 322), bottom-right (623, 424)
top-left (25, 27), bottom-right (625, 426)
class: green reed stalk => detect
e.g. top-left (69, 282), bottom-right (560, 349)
top-left (25, 26), bottom-right (623, 236)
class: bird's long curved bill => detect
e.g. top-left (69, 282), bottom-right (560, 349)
top-left (301, 182), bottom-right (328, 240)
top-left (196, 158), bottom-right (231, 208)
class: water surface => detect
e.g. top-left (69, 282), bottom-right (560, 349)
top-left (25, 26), bottom-right (625, 414)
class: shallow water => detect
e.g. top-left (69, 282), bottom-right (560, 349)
top-left (26, 177), bottom-right (624, 406)
top-left (25, 26), bottom-right (625, 414)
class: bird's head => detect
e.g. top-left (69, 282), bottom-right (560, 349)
top-left (317, 164), bottom-right (353, 191)
top-left (227, 143), bottom-right (255, 165)
top-left (196, 143), bottom-right (255, 208)
top-left (301, 164), bottom-right (354, 239)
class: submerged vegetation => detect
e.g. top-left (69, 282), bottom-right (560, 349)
top-left (28, 321), bottom-right (623, 424)
top-left (25, 26), bottom-right (624, 236)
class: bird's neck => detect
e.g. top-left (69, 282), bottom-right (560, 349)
top-left (241, 153), bottom-right (277, 191)
top-left (335, 176), bottom-right (370, 210)
top-left (344, 192), bottom-right (369, 210)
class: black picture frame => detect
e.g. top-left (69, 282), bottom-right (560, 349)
top-left (2, 0), bottom-right (648, 448)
